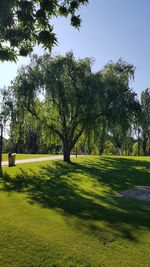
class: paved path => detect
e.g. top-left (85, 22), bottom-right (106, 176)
top-left (2, 155), bottom-right (78, 166)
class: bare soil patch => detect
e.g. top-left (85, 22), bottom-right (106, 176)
top-left (119, 186), bottom-right (150, 201)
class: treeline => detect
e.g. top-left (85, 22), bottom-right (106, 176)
top-left (1, 52), bottom-right (150, 161)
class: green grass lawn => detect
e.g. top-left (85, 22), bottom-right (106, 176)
top-left (0, 156), bottom-right (150, 267)
top-left (2, 153), bottom-right (56, 161)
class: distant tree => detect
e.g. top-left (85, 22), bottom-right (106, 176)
top-left (101, 59), bottom-right (140, 153)
top-left (1, 86), bottom-right (60, 154)
top-left (90, 59), bottom-right (140, 155)
top-left (98, 118), bottom-right (107, 155)
top-left (101, 59), bottom-right (139, 126)
top-left (140, 89), bottom-right (150, 155)
top-left (132, 142), bottom-right (143, 156)
top-left (0, 0), bottom-right (88, 61)
top-left (103, 141), bottom-right (116, 155)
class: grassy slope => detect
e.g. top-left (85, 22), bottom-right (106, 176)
top-left (0, 156), bottom-right (150, 267)
top-left (2, 153), bottom-right (55, 161)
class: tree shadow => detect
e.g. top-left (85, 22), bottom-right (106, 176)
top-left (0, 157), bottom-right (150, 243)
top-left (73, 156), bottom-right (150, 192)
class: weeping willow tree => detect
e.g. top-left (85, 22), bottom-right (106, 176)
top-left (10, 52), bottom-right (101, 163)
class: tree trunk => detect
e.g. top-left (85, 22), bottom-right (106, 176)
top-left (63, 140), bottom-right (71, 163)
top-left (142, 137), bottom-right (147, 156)
top-left (87, 130), bottom-right (92, 155)
top-left (124, 140), bottom-right (127, 156)
top-left (99, 141), bottom-right (104, 155)
top-left (0, 124), bottom-right (3, 177)
top-left (0, 156), bottom-right (2, 177)
top-left (137, 128), bottom-right (140, 156)
top-left (63, 151), bottom-right (71, 163)
top-left (62, 128), bottom-right (83, 163)
top-left (99, 121), bottom-right (106, 155)
top-left (148, 136), bottom-right (150, 156)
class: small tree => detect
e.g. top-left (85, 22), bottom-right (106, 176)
top-left (103, 141), bottom-right (116, 155)
top-left (132, 142), bottom-right (143, 156)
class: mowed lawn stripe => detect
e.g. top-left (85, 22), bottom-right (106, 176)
top-left (0, 156), bottom-right (150, 266)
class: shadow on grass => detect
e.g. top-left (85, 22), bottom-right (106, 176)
top-left (0, 156), bottom-right (150, 243)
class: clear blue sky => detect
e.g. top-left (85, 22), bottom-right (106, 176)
top-left (0, 0), bottom-right (150, 99)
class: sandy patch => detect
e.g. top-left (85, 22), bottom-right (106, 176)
top-left (119, 186), bottom-right (150, 201)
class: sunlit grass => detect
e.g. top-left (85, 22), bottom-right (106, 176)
top-left (0, 156), bottom-right (150, 266)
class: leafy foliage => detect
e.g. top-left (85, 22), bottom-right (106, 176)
top-left (132, 142), bottom-right (143, 156)
top-left (101, 59), bottom-right (140, 129)
top-left (10, 52), bottom-right (97, 162)
top-left (103, 141), bottom-right (116, 155)
top-left (0, 0), bottom-right (88, 61)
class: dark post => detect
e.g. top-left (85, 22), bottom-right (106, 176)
top-left (75, 147), bottom-right (78, 157)
top-left (137, 126), bottom-right (140, 156)
top-left (0, 120), bottom-right (3, 176)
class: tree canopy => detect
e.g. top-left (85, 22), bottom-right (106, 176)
top-left (0, 0), bottom-right (88, 61)
top-left (10, 52), bottom-right (98, 162)
top-left (92, 59), bottom-right (140, 154)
